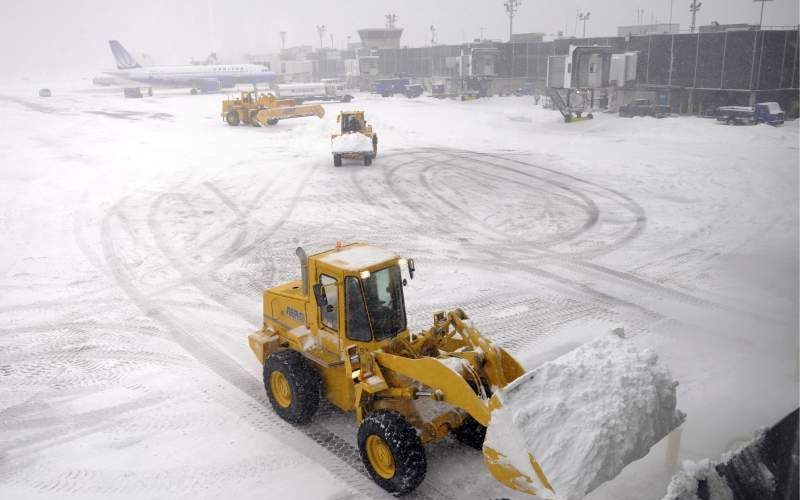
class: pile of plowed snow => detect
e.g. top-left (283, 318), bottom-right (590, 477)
top-left (485, 334), bottom-right (685, 500)
top-left (331, 132), bottom-right (373, 153)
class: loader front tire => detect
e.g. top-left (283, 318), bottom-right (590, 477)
top-left (264, 350), bottom-right (320, 424)
top-left (358, 410), bottom-right (426, 495)
top-left (333, 154), bottom-right (342, 167)
top-left (363, 155), bottom-right (372, 166)
top-left (452, 415), bottom-right (486, 450)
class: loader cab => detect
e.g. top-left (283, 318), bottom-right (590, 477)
top-left (338, 112), bottom-right (365, 134)
top-left (310, 244), bottom-right (411, 350)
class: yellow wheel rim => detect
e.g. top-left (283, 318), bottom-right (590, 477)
top-left (366, 435), bottom-right (395, 479)
top-left (270, 371), bottom-right (292, 408)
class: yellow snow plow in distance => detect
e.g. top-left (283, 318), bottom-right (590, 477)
top-left (222, 91), bottom-right (324, 127)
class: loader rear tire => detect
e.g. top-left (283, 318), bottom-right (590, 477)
top-left (264, 350), bottom-right (320, 424)
top-left (363, 155), bottom-right (372, 166)
top-left (225, 110), bottom-right (240, 126)
top-left (358, 410), bottom-right (426, 495)
top-left (452, 415), bottom-right (486, 450)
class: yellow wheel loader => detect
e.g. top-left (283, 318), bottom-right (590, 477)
top-left (331, 111), bottom-right (378, 166)
top-left (221, 91), bottom-right (325, 127)
top-left (247, 243), bottom-right (542, 495)
top-left (247, 243), bottom-right (682, 497)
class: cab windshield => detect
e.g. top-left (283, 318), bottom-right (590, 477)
top-left (345, 265), bottom-right (406, 341)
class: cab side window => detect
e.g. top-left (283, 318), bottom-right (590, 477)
top-left (346, 277), bottom-right (371, 342)
top-left (319, 274), bottom-right (338, 331)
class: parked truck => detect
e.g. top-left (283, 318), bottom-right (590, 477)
top-left (618, 98), bottom-right (669, 118)
top-left (717, 102), bottom-right (785, 126)
top-left (373, 78), bottom-right (410, 97)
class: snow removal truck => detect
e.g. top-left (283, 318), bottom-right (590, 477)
top-left (331, 111), bottom-right (378, 166)
top-left (222, 91), bottom-right (324, 126)
top-left (247, 243), bottom-right (684, 496)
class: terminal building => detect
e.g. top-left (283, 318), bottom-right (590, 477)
top-left (618, 24), bottom-right (679, 36)
top-left (373, 28), bottom-right (799, 115)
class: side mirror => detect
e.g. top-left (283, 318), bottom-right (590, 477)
top-left (312, 283), bottom-right (328, 307)
top-left (407, 258), bottom-right (415, 280)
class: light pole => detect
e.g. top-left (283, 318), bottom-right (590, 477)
top-left (689, 0), bottom-right (702, 33)
top-left (669, 0), bottom-right (674, 30)
top-left (756, 0), bottom-right (771, 28)
top-left (578, 11), bottom-right (591, 38)
top-left (316, 25), bottom-right (326, 49)
top-left (504, 0), bottom-right (521, 41)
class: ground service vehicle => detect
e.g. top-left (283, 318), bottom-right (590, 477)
top-left (430, 83), bottom-right (447, 98)
top-left (403, 84), bottom-right (424, 98)
top-left (754, 102), bottom-right (784, 125)
top-left (374, 78), bottom-right (410, 97)
top-left (546, 87), bottom-right (593, 122)
top-left (331, 111), bottom-right (378, 166)
top-left (716, 106), bottom-right (756, 125)
top-left (275, 82), bottom-right (353, 104)
top-left (123, 86), bottom-right (153, 98)
top-left (247, 244), bottom-right (533, 495)
top-left (619, 98), bottom-right (669, 118)
top-left (247, 243), bottom-right (681, 497)
top-left (221, 91), bottom-right (324, 126)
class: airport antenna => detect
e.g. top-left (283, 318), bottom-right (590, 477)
top-left (504, 0), bottom-right (521, 41)
top-left (280, 31), bottom-right (287, 50)
top-left (385, 13), bottom-right (398, 30)
top-left (430, 25), bottom-right (438, 46)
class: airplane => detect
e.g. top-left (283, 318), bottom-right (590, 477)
top-left (104, 40), bottom-right (276, 94)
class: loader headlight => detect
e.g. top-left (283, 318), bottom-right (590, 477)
top-left (359, 270), bottom-right (371, 279)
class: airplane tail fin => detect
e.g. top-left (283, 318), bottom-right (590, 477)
top-left (109, 40), bottom-right (141, 70)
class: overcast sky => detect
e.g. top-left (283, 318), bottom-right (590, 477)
top-left (0, 0), bottom-right (797, 79)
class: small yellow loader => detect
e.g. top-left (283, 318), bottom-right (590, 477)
top-left (248, 243), bottom-right (551, 496)
top-left (221, 91), bottom-right (325, 127)
top-left (331, 111), bottom-right (378, 166)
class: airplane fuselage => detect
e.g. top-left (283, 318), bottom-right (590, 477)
top-left (108, 63), bottom-right (275, 90)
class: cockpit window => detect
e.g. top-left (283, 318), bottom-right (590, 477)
top-left (344, 266), bottom-right (407, 342)
top-left (362, 265), bottom-right (406, 340)
top-left (346, 276), bottom-right (371, 341)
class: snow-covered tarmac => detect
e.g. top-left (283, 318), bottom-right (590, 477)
top-left (0, 85), bottom-right (797, 499)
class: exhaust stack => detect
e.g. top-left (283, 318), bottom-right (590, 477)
top-left (296, 247), bottom-right (308, 294)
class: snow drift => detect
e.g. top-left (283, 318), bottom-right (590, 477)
top-left (484, 334), bottom-right (685, 500)
top-left (331, 132), bottom-right (373, 153)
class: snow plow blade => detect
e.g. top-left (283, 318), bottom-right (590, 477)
top-left (256, 103), bottom-right (324, 124)
top-left (482, 335), bottom-right (685, 499)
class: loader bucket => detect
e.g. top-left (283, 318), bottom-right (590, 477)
top-left (481, 336), bottom-right (684, 499)
top-left (482, 394), bottom-right (557, 499)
